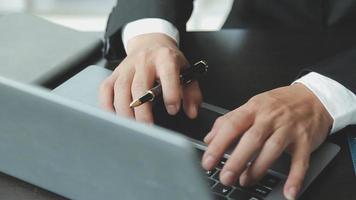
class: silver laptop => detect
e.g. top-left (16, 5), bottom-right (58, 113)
top-left (0, 67), bottom-right (339, 200)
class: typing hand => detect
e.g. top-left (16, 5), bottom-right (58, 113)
top-left (202, 84), bottom-right (333, 200)
top-left (99, 33), bottom-right (202, 123)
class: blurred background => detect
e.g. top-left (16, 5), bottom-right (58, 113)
top-left (0, 0), bottom-right (233, 32)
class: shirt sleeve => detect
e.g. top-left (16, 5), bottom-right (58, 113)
top-left (121, 18), bottom-right (180, 52)
top-left (293, 72), bottom-right (356, 133)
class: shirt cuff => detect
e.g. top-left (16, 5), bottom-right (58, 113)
top-left (293, 72), bottom-right (356, 133)
top-left (121, 18), bottom-right (180, 52)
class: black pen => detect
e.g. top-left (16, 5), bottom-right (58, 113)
top-left (129, 60), bottom-right (208, 108)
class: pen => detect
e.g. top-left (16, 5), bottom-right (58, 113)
top-left (129, 60), bottom-right (209, 108)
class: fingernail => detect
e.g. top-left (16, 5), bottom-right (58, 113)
top-left (239, 173), bottom-right (249, 187)
top-left (167, 105), bottom-right (179, 115)
top-left (204, 131), bottom-right (213, 143)
top-left (286, 187), bottom-right (297, 200)
top-left (221, 171), bottom-right (235, 185)
top-left (189, 105), bottom-right (198, 119)
top-left (202, 155), bottom-right (216, 170)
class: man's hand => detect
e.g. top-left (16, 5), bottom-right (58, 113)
top-left (99, 33), bottom-right (202, 123)
top-left (202, 84), bottom-right (333, 200)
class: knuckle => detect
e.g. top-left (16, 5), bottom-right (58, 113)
top-left (164, 94), bottom-right (180, 105)
top-left (257, 115), bottom-right (273, 126)
top-left (266, 137), bottom-right (285, 150)
top-left (245, 99), bottom-right (260, 114)
top-left (223, 164), bottom-right (239, 174)
top-left (294, 159), bottom-right (310, 172)
top-left (115, 73), bottom-right (130, 88)
top-left (134, 63), bottom-right (146, 71)
top-left (281, 106), bottom-right (293, 119)
top-left (136, 49), bottom-right (150, 61)
top-left (268, 108), bottom-right (283, 120)
top-left (135, 58), bottom-right (153, 72)
top-left (247, 96), bottom-right (259, 109)
top-left (117, 58), bottom-right (132, 71)
top-left (297, 130), bottom-right (312, 145)
top-left (215, 116), bottom-right (226, 126)
top-left (207, 143), bottom-right (225, 157)
top-left (131, 81), bottom-right (146, 93)
top-left (224, 158), bottom-right (244, 173)
top-left (268, 105), bottom-right (294, 125)
top-left (156, 63), bottom-right (180, 79)
top-left (165, 65), bottom-right (180, 77)
top-left (100, 78), bottom-right (113, 91)
top-left (156, 49), bottom-right (182, 68)
top-left (157, 46), bottom-right (176, 57)
top-left (221, 123), bottom-right (239, 140)
top-left (247, 130), bottom-right (266, 147)
top-left (235, 105), bottom-right (255, 120)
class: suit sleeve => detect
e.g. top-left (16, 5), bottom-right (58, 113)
top-left (104, 0), bottom-right (194, 61)
top-left (299, 47), bottom-right (356, 93)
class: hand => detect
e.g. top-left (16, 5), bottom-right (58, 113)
top-left (99, 33), bottom-right (203, 123)
top-left (202, 84), bottom-right (333, 200)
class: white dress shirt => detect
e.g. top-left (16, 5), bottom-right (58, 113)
top-left (122, 18), bottom-right (356, 133)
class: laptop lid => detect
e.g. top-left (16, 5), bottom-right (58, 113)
top-left (0, 76), bottom-right (212, 200)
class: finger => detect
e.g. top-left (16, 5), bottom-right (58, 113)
top-left (113, 66), bottom-right (135, 118)
top-left (202, 106), bottom-right (254, 171)
top-left (283, 145), bottom-right (310, 200)
top-left (99, 77), bottom-right (116, 112)
top-left (219, 118), bottom-right (273, 186)
top-left (131, 64), bottom-right (155, 123)
top-left (156, 61), bottom-right (182, 115)
top-left (182, 81), bottom-right (203, 119)
top-left (204, 112), bottom-right (234, 144)
top-left (239, 127), bottom-right (291, 187)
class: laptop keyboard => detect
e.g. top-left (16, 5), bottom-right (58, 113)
top-left (197, 149), bottom-right (281, 200)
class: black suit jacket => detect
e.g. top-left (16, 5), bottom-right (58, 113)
top-left (104, 0), bottom-right (356, 93)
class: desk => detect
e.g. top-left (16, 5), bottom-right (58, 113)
top-left (0, 29), bottom-right (355, 200)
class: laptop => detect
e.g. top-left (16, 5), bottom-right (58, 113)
top-left (0, 68), bottom-right (339, 200)
top-left (54, 65), bottom-right (341, 199)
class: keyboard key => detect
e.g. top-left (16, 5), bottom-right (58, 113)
top-left (217, 158), bottom-right (227, 169)
top-left (233, 179), bottom-right (243, 188)
top-left (206, 168), bottom-right (217, 177)
top-left (212, 170), bottom-right (220, 181)
top-left (212, 183), bottom-right (233, 196)
top-left (229, 189), bottom-right (262, 200)
top-left (247, 185), bottom-right (271, 197)
top-left (259, 174), bottom-right (281, 189)
top-left (208, 178), bottom-right (216, 187)
top-left (213, 194), bottom-right (228, 200)
top-left (212, 170), bottom-right (240, 188)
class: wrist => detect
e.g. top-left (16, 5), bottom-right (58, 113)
top-left (293, 83), bottom-right (333, 131)
top-left (126, 33), bottom-right (179, 55)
